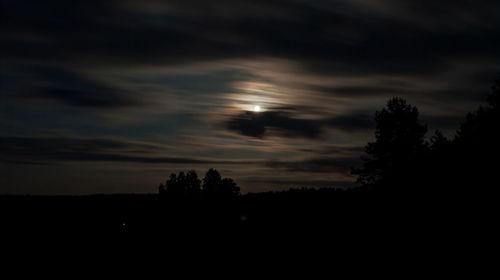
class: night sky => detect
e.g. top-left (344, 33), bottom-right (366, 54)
top-left (1, 0), bottom-right (499, 194)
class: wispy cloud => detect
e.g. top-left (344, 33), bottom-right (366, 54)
top-left (0, 136), bottom-right (255, 165)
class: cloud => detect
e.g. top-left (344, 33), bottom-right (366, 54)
top-left (313, 85), bottom-right (404, 97)
top-left (241, 178), bottom-right (356, 189)
top-left (225, 108), bottom-right (467, 140)
top-left (299, 145), bottom-right (365, 156)
top-left (227, 110), bottom-right (374, 138)
top-left (142, 69), bottom-right (256, 94)
top-left (3, 67), bottom-right (141, 108)
top-left (0, 136), bottom-right (252, 165)
top-left (2, 0), bottom-right (499, 115)
top-left (349, 0), bottom-right (500, 28)
top-left (35, 87), bottom-right (137, 108)
top-left (2, 0), bottom-right (499, 77)
top-left (327, 114), bottom-right (374, 132)
top-left (422, 115), bottom-right (465, 131)
top-left (0, 136), bottom-right (159, 157)
top-left (227, 111), bottom-right (322, 138)
top-left (265, 157), bottom-right (360, 174)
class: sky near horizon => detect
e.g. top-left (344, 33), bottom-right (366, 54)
top-left (1, 0), bottom-right (500, 194)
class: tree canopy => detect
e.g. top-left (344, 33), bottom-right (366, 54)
top-left (353, 97), bottom-right (427, 188)
top-left (160, 168), bottom-right (240, 199)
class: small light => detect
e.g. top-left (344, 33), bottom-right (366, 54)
top-left (254, 105), bottom-right (261, 112)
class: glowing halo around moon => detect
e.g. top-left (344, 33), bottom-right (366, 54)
top-left (254, 105), bottom-right (261, 112)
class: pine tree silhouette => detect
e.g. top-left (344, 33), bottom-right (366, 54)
top-left (353, 97), bottom-right (428, 189)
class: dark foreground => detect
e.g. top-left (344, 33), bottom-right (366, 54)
top-left (1, 188), bottom-right (494, 244)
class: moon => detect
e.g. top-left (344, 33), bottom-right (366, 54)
top-left (254, 105), bottom-right (261, 112)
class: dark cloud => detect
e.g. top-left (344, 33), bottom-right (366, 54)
top-left (351, 0), bottom-right (500, 27)
top-left (0, 136), bottom-right (249, 165)
top-left (140, 69), bottom-right (258, 95)
top-left (327, 113), bottom-right (374, 132)
top-left (2, 1), bottom-right (499, 116)
top-left (0, 136), bottom-right (159, 157)
top-left (2, 0), bottom-right (499, 76)
top-left (35, 87), bottom-right (137, 108)
top-left (299, 145), bottom-right (365, 156)
top-left (422, 115), bottom-right (465, 131)
top-left (227, 111), bottom-right (322, 138)
top-left (226, 109), bottom-right (463, 140)
top-left (429, 88), bottom-right (491, 103)
top-left (3, 67), bottom-right (140, 108)
top-left (313, 85), bottom-right (404, 97)
top-left (241, 178), bottom-right (356, 189)
top-left (312, 77), bottom-right (497, 109)
top-left (227, 110), bottom-right (374, 138)
top-left (265, 157), bottom-right (360, 174)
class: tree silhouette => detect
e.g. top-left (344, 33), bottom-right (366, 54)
top-left (451, 75), bottom-right (500, 189)
top-left (185, 170), bottom-right (201, 197)
top-left (159, 168), bottom-right (239, 199)
top-left (429, 130), bottom-right (450, 152)
top-left (165, 172), bottom-right (186, 198)
top-left (161, 170), bottom-right (202, 199)
top-left (351, 75), bottom-right (500, 192)
top-left (456, 76), bottom-right (500, 146)
top-left (201, 168), bottom-right (240, 198)
top-left (159, 183), bottom-right (166, 195)
top-left (488, 75), bottom-right (500, 108)
top-left (353, 97), bottom-right (428, 188)
top-left (218, 178), bottom-right (240, 198)
top-left (202, 168), bottom-right (222, 194)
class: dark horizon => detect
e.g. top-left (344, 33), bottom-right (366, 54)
top-left (2, 0), bottom-right (500, 195)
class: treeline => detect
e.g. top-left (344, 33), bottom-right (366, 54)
top-left (158, 168), bottom-right (240, 199)
top-left (353, 76), bottom-right (500, 195)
